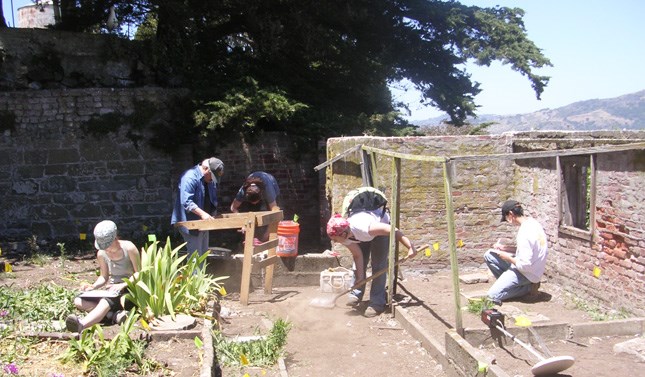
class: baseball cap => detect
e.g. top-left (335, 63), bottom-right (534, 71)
top-left (207, 157), bottom-right (224, 184)
top-left (326, 214), bottom-right (350, 237)
top-left (500, 200), bottom-right (520, 222)
top-left (94, 220), bottom-right (117, 250)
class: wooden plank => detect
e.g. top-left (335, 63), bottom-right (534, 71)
top-left (443, 160), bottom-right (463, 334)
top-left (253, 239), bottom-right (279, 254)
top-left (314, 144), bottom-right (362, 171)
top-left (175, 216), bottom-right (251, 231)
top-left (264, 220), bottom-right (280, 294)
top-left (256, 210), bottom-right (284, 226)
top-left (255, 255), bottom-right (279, 269)
top-left (449, 141), bottom-right (645, 162)
top-left (239, 219), bottom-right (256, 306)
top-left (361, 145), bottom-right (447, 162)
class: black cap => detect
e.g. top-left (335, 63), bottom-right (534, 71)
top-left (501, 200), bottom-right (520, 222)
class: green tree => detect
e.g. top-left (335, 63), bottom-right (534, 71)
top-left (46, 1), bottom-right (551, 141)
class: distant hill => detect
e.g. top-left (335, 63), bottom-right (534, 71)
top-left (412, 90), bottom-right (645, 134)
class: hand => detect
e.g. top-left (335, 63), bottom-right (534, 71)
top-left (406, 244), bottom-right (418, 258)
top-left (80, 282), bottom-right (93, 291)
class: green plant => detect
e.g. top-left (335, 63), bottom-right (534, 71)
top-left (57, 242), bottom-right (67, 270)
top-left (123, 238), bottom-right (227, 322)
top-left (466, 297), bottom-right (495, 315)
top-left (212, 318), bottom-right (291, 367)
top-left (60, 310), bottom-right (150, 377)
top-left (567, 295), bottom-right (632, 321)
top-left (25, 235), bottom-right (51, 266)
top-left (0, 284), bottom-right (76, 331)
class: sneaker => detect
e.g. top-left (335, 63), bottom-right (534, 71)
top-left (114, 310), bottom-right (127, 325)
top-left (346, 290), bottom-right (362, 306)
top-left (65, 314), bottom-right (84, 333)
top-left (363, 306), bottom-right (384, 318)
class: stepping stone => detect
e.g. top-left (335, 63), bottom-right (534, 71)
top-left (501, 306), bottom-right (550, 323)
top-left (459, 273), bottom-right (490, 284)
top-left (149, 314), bottom-right (197, 331)
top-left (461, 289), bottom-right (489, 301)
top-left (613, 337), bottom-right (645, 362)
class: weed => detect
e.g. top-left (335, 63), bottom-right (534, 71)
top-left (57, 242), bottom-right (67, 270)
top-left (567, 294), bottom-right (632, 321)
top-left (25, 235), bottom-right (51, 266)
top-left (212, 318), bottom-right (291, 367)
top-left (466, 297), bottom-right (495, 314)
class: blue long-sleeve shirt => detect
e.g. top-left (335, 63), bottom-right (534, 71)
top-left (171, 164), bottom-right (218, 224)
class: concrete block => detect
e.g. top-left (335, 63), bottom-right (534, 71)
top-left (459, 273), bottom-right (490, 284)
top-left (571, 318), bottom-right (645, 338)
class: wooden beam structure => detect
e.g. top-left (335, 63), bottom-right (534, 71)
top-left (176, 210), bottom-right (284, 305)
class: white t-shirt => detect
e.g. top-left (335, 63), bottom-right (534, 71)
top-left (344, 210), bottom-right (390, 244)
top-left (514, 217), bottom-right (548, 283)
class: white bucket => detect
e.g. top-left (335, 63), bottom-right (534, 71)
top-left (320, 267), bottom-right (354, 293)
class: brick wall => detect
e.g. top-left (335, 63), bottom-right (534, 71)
top-left (510, 132), bottom-right (645, 315)
top-left (326, 132), bottom-right (645, 315)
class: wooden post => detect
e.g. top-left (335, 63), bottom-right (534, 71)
top-left (240, 214), bottom-right (257, 306)
top-left (442, 159), bottom-right (463, 334)
top-left (387, 157), bottom-right (401, 309)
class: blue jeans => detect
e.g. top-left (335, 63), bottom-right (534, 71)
top-left (353, 235), bottom-right (389, 311)
top-left (484, 249), bottom-right (532, 303)
top-left (178, 226), bottom-right (210, 267)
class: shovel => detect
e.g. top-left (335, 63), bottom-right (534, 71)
top-left (309, 244), bottom-right (427, 309)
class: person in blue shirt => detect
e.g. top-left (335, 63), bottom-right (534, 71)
top-left (171, 157), bottom-right (224, 257)
top-left (230, 171), bottom-right (280, 242)
top-left (230, 171), bottom-right (280, 213)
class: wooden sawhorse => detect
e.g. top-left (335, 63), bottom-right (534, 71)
top-left (176, 210), bottom-right (284, 305)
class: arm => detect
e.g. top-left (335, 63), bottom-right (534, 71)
top-left (230, 198), bottom-right (242, 213)
top-left (180, 177), bottom-right (213, 220)
top-left (81, 252), bottom-right (109, 291)
top-left (345, 242), bottom-right (365, 283)
top-left (367, 223), bottom-right (417, 257)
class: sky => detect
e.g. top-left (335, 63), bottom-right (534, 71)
top-left (4, 1), bottom-right (645, 121)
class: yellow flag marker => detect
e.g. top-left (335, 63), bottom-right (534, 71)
top-left (514, 316), bottom-right (532, 327)
top-left (240, 353), bottom-right (249, 365)
top-left (142, 224), bottom-right (149, 231)
top-left (593, 266), bottom-right (601, 278)
top-left (433, 242), bottom-right (440, 251)
top-left (139, 318), bottom-right (151, 331)
top-left (0, 246), bottom-right (2, 256)
top-left (243, 374), bottom-right (250, 377)
top-left (219, 286), bottom-right (227, 296)
top-left (148, 234), bottom-right (157, 242)
top-left (477, 361), bottom-right (488, 373)
top-left (456, 239), bottom-right (464, 248)
top-left (4, 263), bottom-right (12, 273)
top-left (425, 247), bottom-right (432, 257)
top-left (79, 233), bottom-right (86, 240)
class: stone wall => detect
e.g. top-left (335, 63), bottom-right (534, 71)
top-left (0, 88), bottom-right (321, 254)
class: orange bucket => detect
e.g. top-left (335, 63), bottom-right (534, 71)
top-left (277, 221), bottom-right (300, 257)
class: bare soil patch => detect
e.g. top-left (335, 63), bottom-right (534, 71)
top-left (398, 267), bottom-right (644, 377)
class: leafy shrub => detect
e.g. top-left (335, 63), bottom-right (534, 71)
top-left (124, 237), bottom-right (227, 322)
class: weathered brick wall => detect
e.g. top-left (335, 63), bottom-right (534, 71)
top-left (326, 132), bottom-right (645, 315)
top-left (326, 135), bottom-right (516, 272)
top-left (0, 88), bottom-right (321, 254)
top-left (509, 131), bottom-right (645, 316)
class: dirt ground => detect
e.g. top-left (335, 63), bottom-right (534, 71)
top-left (2, 257), bottom-right (643, 377)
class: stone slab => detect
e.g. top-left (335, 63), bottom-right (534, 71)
top-left (150, 314), bottom-right (197, 331)
top-left (459, 273), bottom-right (490, 285)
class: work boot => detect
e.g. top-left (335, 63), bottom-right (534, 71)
top-left (530, 282), bottom-right (541, 296)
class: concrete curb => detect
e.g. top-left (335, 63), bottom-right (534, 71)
top-left (395, 303), bottom-right (645, 377)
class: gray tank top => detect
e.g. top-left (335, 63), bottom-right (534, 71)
top-left (98, 247), bottom-right (134, 284)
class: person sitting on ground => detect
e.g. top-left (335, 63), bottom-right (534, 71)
top-left (65, 220), bottom-right (140, 333)
top-left (326, 211), bottom-right (417, 318)
top-left (484, 200), bottom-right (548, 305)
